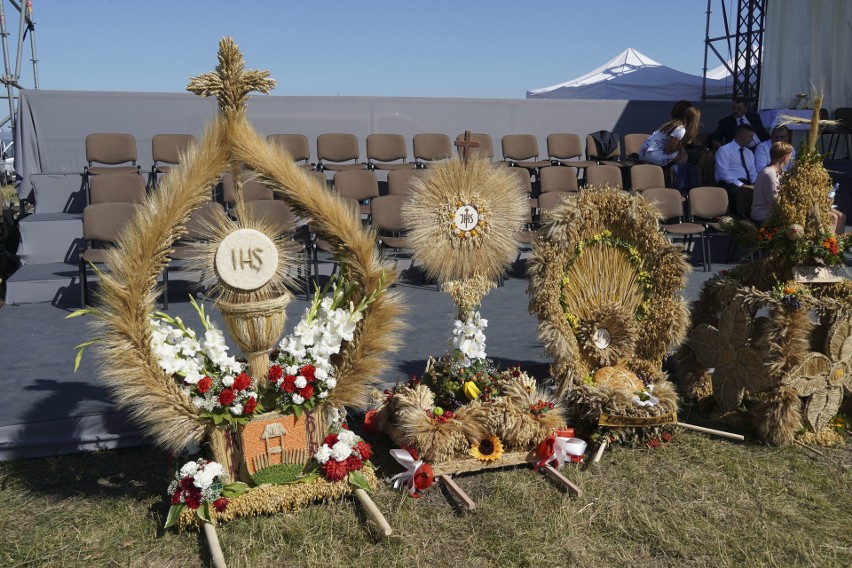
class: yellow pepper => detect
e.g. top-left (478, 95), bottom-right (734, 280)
top-left (463, 381), bottom-right (481, 400)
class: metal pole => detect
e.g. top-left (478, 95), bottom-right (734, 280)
top-left (12, 0), bottom-right (24, 82)
top-left (0, 2), bottom-right (18, 130)
top-left (27, 2), bottom-right (38, 89)
top-left (702, 0), bottom-right (712, 101)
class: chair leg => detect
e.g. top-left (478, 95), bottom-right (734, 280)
top-left (79, 258), bottom-right (87, 308)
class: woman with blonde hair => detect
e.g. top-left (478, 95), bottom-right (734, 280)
top-left (639, 106), bottom-right (701, 166)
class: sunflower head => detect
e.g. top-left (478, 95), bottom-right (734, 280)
top-left (470, 434), bottom-right (504, 462)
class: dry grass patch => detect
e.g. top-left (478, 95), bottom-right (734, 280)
top-left (1, 430), bottom-right (850, 567)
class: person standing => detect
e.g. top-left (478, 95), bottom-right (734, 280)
top-left (715, 124), bottom-right (758, 211)
top-left (709, 98), bottom-right (770, 149)
top-left (751, 141), bottom-right (793, 224)
top-left (639, 106), bottom-right (701, 166)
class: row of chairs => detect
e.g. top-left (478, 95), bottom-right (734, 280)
top-left (83, 131), bottom-right (651, 180)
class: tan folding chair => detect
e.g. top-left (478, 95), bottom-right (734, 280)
top-left (585, 132), bottom-right (625, 166)
top-left (539, 166), bottom-right (579, 193)
top-left (585, 164), bottom-right (623, 190)
top-left (267, 134), bottom-right (314, 169)
top-left (85, 133), bottom-right (138, 176)
top-left (366, 134), bottom-right (415, 171)
top-left (547, 133), bottom-right (596, 169)
top-left (311, 197), bottom-right (360, 286)
top-left (642, 187), bottom-right (708, 271)
top-left (538, 191), bottom-right (570, 217)
top-left (413, 133), bottom-right (452, 167)
top-left (79, 202), bottom-right (146, 306)
top-left (333, 169), bottom-right (379, 221)
top-left (630, 164), bottom-right (666, 192)
top-left (688, 185), bottom-right (729, 270)
top-left (371, 194), bottom-right (410, 255)
top-left (316, 133), bottom-right (364, 172)
top-left (387, 169), bottom-right (422, 196)
top-left (501, 134), bottom-right (550, 178)
top-left (152, 134), bottom-right (196, 188)
top-left (455, 132), bottom-right (494, 160)
top-left (623, 133), bottom-right (649, 158)
top-left (88, 172), bottom-right (146, 204)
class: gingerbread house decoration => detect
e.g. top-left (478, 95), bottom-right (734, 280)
top-left (240, 412), bottom-right (325, 475)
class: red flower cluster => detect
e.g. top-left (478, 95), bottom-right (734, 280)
top-left (269, 364), bottom-right (316, 401)
top-left (172, 477), bottom-right (203, 510)
top-left (243, 397), bottom-right (258, 414)
top-left (757, 226), bottom-right (778, 242)
top-left (319, 433), bottom-right (372, 482)
top-left (217, 388), bottom-right (236, 406)
top-left (212, 497), bottom-right (229, 513)
top-left (232, 372), bottom-right (252, 391)
top-left (197, 376), bottom-right (213, 394)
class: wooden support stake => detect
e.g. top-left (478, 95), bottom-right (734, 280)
top-left (439, 474), bottom-right (475, 510)
top-left (353, 488), bottom-right (393, 537)
top-left (202, 522), bottom-right (227, 568)
top-left (794, 440), bottom-right (825, 457)
top-left (593, 439), bottom-right (607, 464)
top-left (542, 464), bottom-right (582, 497)
top-left (677, 422), bottom-right (745, 441)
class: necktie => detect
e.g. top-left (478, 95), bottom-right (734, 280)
top-left (739, 147), bottom-right (751, 182)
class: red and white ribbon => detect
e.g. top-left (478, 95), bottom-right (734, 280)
top-left (389, 448), bottom-right (425, 496)
top-left (536, 435), bottom-right (587, 470)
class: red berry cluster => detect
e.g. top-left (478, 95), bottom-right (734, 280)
top-left (529, 400), bottom-right (555, 415)
top-left (426, 408), bottom-right (454, 423)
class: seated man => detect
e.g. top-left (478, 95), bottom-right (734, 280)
top-left (709, 98), bottom-right (770, 150)
top-left (754, 125), bottom-right (796, 172)
top-left (715, 124), bottom-right (758, 212)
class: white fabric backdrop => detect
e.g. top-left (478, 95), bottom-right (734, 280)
top-left (760, 0), bottom-right (852, 111)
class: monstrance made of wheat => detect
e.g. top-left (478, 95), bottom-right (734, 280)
top-left (675, 95), bottom-right (852, 447)
top-left (372, 135), bottom-right (584, 505)
top-left (87, 38), bottom-right (401, 533)
top-left (527, 187), bottom-right (692, 451)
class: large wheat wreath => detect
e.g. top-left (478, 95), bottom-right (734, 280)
top-left (88, 38), bottom-right (403, 453)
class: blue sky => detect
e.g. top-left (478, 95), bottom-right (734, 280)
top-left (20, 1), bottom-right (728, 99)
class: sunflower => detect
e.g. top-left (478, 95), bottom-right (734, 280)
top-left (469, 434), bottom-right (504, 462)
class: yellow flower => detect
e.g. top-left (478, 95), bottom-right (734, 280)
top-left (470, 435), bottom-right (504, 462)
top-left (463, 381), bottom-right (481, 400)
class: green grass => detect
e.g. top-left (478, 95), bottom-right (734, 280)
top-left (1, 428), bottom-right (850, 568)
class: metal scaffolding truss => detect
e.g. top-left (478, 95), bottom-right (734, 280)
top-left (0, 0), bottom-right (39, 131)
top-left (702, 0), bottom-right (767, 105)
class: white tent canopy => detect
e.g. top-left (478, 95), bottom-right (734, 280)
top-left (527, 48), bottom-right (731, 101)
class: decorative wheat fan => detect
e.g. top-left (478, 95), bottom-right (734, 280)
top-left (528, 187), bottom-right (691, 443)
top-left (88, 39), bottom-right (401, 537)
top-left (675, 97), bottom-right (852, 447)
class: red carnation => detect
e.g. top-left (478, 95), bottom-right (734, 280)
top-left (218, 388), bottom-right (236, 407)
top-left (355, 440), bottom-right (372, 461)
top-left (300, 365), bottom-right (316, 382)
top-left (323, 433), bottom-right (339, 447)
top-left (322, 458), bottom-right (349, 481)
top-left (212, 497), bottom-right (229, 513)
top-left (268, 365), bottom-right (283, 383)
top-left (647, 437), bottom-right (661, 449)
top-left (298, 383), bottom-right (314, 400)
top-left (344, 454), bottom-right (363, 472)
top-left (282, 375), bottom-right (296, 393)
top-left (243, 397), bottom-right (258, 415)
top-left (184, 494), bottom-right (202, 510)
top-left (171, 491), bottom-right (181, 505)
top-left (661, 431), bottom-right (673, 443)
top-left (232, 372), bottom-right (252, 391)
top-left (363, 409), bottom-right (379, 434)
top-left (196, 376), bottom-right (213, 394)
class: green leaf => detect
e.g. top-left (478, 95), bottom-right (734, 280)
top-left (220, 482), bottom-right (251, 498)
top-left (293, 405), bottom-right (304, 420)
top-left (65, 308), bottom-right (93, 319)
top-left (164, 504), bottom-right (183, 529)
top-left (289, 471), bottom-right (320, 485)
top-left (347, 470), bottom-right (371, 492)
top-left (72, 340), bottom-right (98, 373)
top-left (196, 501), bottom-right (212, 524)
